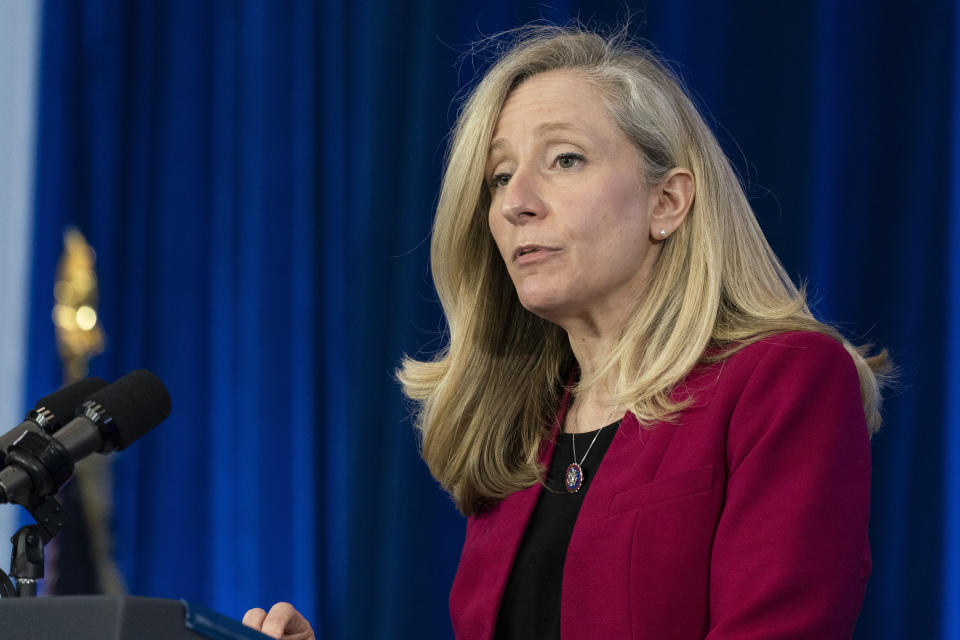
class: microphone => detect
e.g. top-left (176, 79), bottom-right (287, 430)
top-left (0, 370), bottom-right (171, 505)
top-left (0, 377), bottom-right (108, 468)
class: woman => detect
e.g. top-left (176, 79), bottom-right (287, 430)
top-left (245, 26), bottom-right (888, 639)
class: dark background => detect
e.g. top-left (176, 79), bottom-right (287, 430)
top-left (20, 1), bottom-right (959, 638)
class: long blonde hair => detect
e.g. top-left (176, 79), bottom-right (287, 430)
top-left (397, 26), bottom-right (889, 515)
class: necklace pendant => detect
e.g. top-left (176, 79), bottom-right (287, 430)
top-left (564, 462), bottom-right (584, 493)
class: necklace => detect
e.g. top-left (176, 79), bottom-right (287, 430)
top-left (564, 405), bottom-right (621, 494)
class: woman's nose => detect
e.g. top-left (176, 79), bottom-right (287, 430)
top-left (499, 170), bottom-right (546, 225)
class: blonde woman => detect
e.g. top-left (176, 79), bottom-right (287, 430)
top-left (245, 26), bottom-right (888, 640)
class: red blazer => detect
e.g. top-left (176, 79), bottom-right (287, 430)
top-left (449, 331), bottom-right (871, 639)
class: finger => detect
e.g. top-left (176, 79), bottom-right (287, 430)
top-left (262, 602), bottom-right (300, 639)
top-left (241, 608), bottom-right (267, 630)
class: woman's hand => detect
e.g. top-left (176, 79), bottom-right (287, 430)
top-left (242, 602), bottom-right (314, 640)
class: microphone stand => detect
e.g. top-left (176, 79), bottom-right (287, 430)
top-left (0, 495), bottom-right (67, 597)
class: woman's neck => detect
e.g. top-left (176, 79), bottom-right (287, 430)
top-left (565, 392), bottom-right (622, 434)
top-left (558, 306), bottom-right (633, 433)
top-left (564, 333), bottom-right (624, 434)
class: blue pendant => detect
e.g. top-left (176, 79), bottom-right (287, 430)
top-left (564, 462), bottom-right (583, 493)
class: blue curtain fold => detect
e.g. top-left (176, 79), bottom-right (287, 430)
top-left (24, 1), bottom-right (959, 638)
top-left (945, 2), bottom-right (960, 637)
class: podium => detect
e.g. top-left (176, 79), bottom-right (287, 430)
top-left (0, 596), bottom-right (271, 639)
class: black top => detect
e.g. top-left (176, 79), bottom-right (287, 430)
top-left (493, 420), bottom-right (621, 640)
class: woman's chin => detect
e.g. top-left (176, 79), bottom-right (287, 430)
top-left (516, 294), bottom-right (573, 325)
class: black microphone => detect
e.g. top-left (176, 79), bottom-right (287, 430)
top-left (0, 370), bottom-right (171, 505)
top-left (0, 377), bottom-right (108, 468)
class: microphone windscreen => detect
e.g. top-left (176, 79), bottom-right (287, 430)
top-left (87, 370), bottom-right (172, 449)
top-left (33, 377), bottom-right (108, 426)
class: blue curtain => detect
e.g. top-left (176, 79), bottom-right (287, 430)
top-left (30, 0), bottom-right (326, 621)
top-left (24, 1), bottom-right (959, 638)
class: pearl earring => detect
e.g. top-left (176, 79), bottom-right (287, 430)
top-left (659, 229), bottom-right (667, 238)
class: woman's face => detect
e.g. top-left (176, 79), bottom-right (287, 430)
top-left (486, 70), bottom-right (661, 328)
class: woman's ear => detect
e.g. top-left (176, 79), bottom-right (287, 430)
top-left (649, 168), bottom-right (695, 241)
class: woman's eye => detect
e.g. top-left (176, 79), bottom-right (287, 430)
top-left (555, 153), bottom-right (584, 169)
top-left (489, 173), bottom-right (511, 189)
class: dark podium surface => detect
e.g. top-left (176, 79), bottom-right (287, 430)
top-left (0, 595), bottom-right (271, 640)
